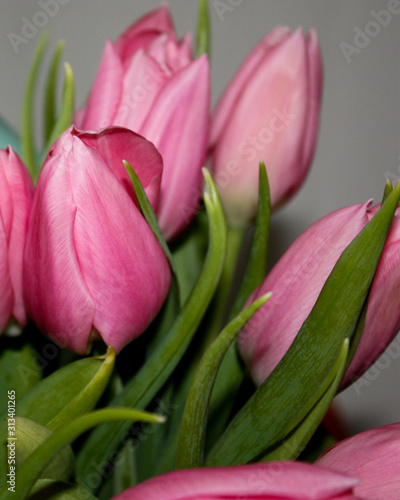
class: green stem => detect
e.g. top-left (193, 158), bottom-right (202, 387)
top-left (205, 226), bottom-right (246, 343)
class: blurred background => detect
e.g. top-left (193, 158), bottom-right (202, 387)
top-left (0, 0), bottom-right (399, 434)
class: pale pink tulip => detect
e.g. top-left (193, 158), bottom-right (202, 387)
top-left (76, 5), bottom-right (210, 240)
top-left (111, 462), bottom-right (358, 499)
top-left (238, 201), bottom-right (400, 390)
top-left (317, 423), bottom-right (400, 499)
top-left (210, 27), bottom-right (323, 227)
top-left (24, 127), bottom-right (171, 355)
top-left (0, 147), bottom-right (33, 332)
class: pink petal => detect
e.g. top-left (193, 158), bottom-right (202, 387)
top-left (114, 49), bottom-right (169, 132)
top-left (210, 26), bottom-right (291, 147)
top-left (0, 222), bottom-right (13, 332)
top-left (75, 127), bottom-right (163, 212)
top-left (300, 29), bottom-right (323, 169)
top-left (115, 4), bottom-right (175, 61)
top-left (141, 55), bottom-right (210, 240)
top-left (317, 423), bottom-right (400, 499)
top-left (342, 207), bottom-right (400, 387)
top-left (69, 137), bottom-right (170, 353)
top-left (211, 29), bottom-right (310, 225)
top-left (0, 148), bottom-right (33, 325)
top-left (24, 138), bottom-right (95, 354)
top-left (111, 462), bottom-right (358, 500)
top-left (77, 40), bottom-right (123, 130)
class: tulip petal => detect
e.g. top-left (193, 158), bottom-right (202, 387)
top-left (239, 202), bottom-right (371, 385)
top-left (76, 127), bottom-right (163, 212)
top-left (24, 145), bottom-right (95, 354)
top-left (114, 49), bottom-right (169, 132)
top-left (69, 138), bottom-right (170, 353)
top-left (115, 4), bottom-right (175, 61)
top-left (317, 423), bottom-right (400, 499)
top-left (301, 29), bottom-right (323, 169)
top-left (76, 40), bottom-right (123, 130)
top-left (0, 223), bottom-right (13, 332)
top-left (210, 26), bottom-right (291, 147)
top-left (142, 55), bottom-right (210, 240)
top-left (212, 29), bottom-right (310, 225)
top-left (0, 147), bottom-right (33, 327)
top-left (112, 462), bottom-right (358, 500)
top-left (343, 210), bottom-right (400, 387)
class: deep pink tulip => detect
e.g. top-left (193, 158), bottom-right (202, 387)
top-left (76, 5), bottom-right (210, 240)
top-left (238, 201), bottom-right (400, 389)
top-left (317, 423), bottom-right (400, 499)
top-left (210, 27), bottom-right (323, 227)
top-left (0, 147), bottom-right (33, 333)
top-left (111, 462), bottom-right (358, 499)
top-left (24, 127), bottom-right (171, 355)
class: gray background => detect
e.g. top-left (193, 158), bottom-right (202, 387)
top-left (0, 0), bottom-right (399, 435)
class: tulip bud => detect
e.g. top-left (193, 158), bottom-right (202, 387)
top-left (238, 201), bottom-right (400, 389)
top-left (0, 147), bottom-right (33, 333)
top-left (76, 5), bottom-right (211, 240)
top-left (24, 127), bottom-right (171, 355)
top-left (210, 27), bottom-right (323, 227)
top-left (317, 423), bottom-right (400, 499)
top-left (110, 462), bottom-right (358, 499)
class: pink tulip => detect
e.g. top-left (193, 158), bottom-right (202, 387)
top-left (317, 423), bottom-right (400, 499)
top-left (111, 462), bottom-right (358, 499)
top-left (0, 147), bottom-right (33, 333)
top-left (76, 5), bottom-right (210, 240)
top-left (238, 201), bottom-right (400, 389)
top-left (24, 127), bottom-right (171, 355)
top-left (210, 27), bottom-right (323, 227)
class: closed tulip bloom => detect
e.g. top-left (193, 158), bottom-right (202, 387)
top-left (0, 147), bottom-right (33, 333)
top-left (24, 127), bottom-right (171, 355)
top-left (238, 201), bottom-right (400, 389)
top-left (76, 5), bottom-right (210, 240)
top-left (210, 27), bottom-right (322, 227)
top-left (111, 462), bottom-right (358, 499)
top-left (317, 423), bottom-right (400, 499)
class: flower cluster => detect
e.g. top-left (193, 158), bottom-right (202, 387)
top-left (0, 4), bottom-right (399, 500)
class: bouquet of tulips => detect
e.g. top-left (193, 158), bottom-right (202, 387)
top-left (1, 2), bottom-right (399, 499)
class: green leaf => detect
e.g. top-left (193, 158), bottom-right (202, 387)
top-left (75, 169), bottom-right (227, 493)
top-left (196, 0), bottom-right (211, 57)
top-left (206, 163), bottom-right (271, 444)
top-left (176, 292), bottom-right (272, 469)
top-left (44, 41), bottom-right (65, 144)
top-left (41, 62), bottom-right (74, 167)
top-left (27, 479), bottom-right (98, 500)
top-left (206, 182), bottom-right (400, 466)
top-left (230, 162), bottom-right (271, 317)
top-left (14, 417), bottom-right (74, 481)
top-left (259, 339), bottom-right (349, 462)
top-left (21, 31), bottom-right (49, 176)
top-left (0, 408), bottom-right (164, 500)
top-left (15, 346), bottom-right (115, 431)
top-left (0, 348), bottom-right (115, 486)
top-left (124, 161), bottom-right (178, 283)
top-left (0, 344), bottom-right (42, 414)
top-left (382, 179), bottom-right (393, 204)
